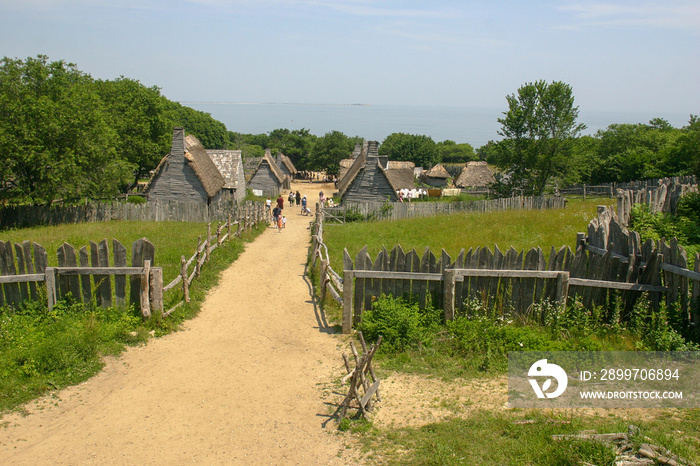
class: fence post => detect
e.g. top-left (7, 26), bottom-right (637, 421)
top-left (342, 270), bottom-right (354, 334)
top-left (228, 213), bottom-right (232, 240)
top-left (443, 268), bottom-right (457, 322)
top-left (195, 236), bottom-right (202, 278)
top-left (181, 255), bottom-right (190, 303)
top-left (140, 260), bottom-right (151, 319)
top-left (150, 267), bottom-right (163, 315)
top-left (205, 223), bottom-right (211, 263)
top-left (45, 267), bottom-right (57, 311)
top-left (556, 271), bottom-right (570, 314)
top-left (217, 222), bottom-right (223, 245)
top-left (693, 253), bottom-right (699, 330)
top-left (320, 259), bottom-right (329, 303)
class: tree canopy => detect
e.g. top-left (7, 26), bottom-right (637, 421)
top-left (494, 80), bottom-right (585, 195)
top-left (379, 133), bottom-right (440, 168)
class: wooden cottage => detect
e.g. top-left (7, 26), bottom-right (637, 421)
top-left (337, 141), bottom-right (415, 204)
top-left (454, 161), bottom-right (495, 188)
top-left (248, 149), bottom-right (285, 196)
top-left (421, 163), bottom-right (452, 187)
top-left (276, 152), bottom-right (298, 184)
top-left (208, 149), bottom-right (246, 202)
top-left (338, 142), bottom-right (366, 181)
top-left (145, 128), bottom-right (225, 205)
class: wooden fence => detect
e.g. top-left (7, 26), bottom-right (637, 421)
top-left (324, 195), bottom-right (567, 223)
top-left (0, 202), bottom-right (268, 318)
top-left (0, 238), bottom-right (161, 318)
top-left (311, 204), bottom-right (700, 334)
top-left (616, 180), bottom-right (698, 226)
top-left (558, 176), bottom-right (698, 198)
top-left (0, 199), bottom-right (266, 230)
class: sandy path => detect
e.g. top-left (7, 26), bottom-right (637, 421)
top-left (0, 182), bottom-right (359, 465)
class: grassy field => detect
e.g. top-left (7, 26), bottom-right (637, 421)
top-left (0, 219), bottom-right (266, 412)
top-left (322, 198), bottom-right (610, 269)
top-left (317, 197), bottom-right (700, 464)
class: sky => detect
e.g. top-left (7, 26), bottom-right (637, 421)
top-left (1, 0), bottom-right (698, 115)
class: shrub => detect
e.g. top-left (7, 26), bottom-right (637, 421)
top-left (359, 295), bottom-right (441, 352)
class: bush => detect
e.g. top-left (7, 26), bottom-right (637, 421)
top-left (126, 195), bottom-right (146, 204)
top-left (359, 295), bottom-right (442, 352)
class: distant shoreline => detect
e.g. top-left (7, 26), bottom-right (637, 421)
top-left (178, 101), bottom-right (371, 107)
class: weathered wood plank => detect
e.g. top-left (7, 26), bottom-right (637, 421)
top-left (97, 239), bottom-right (112, 307)
top-left (79, 246), bottom-right (92, 303)
top-left (22, 241), bottom-right (38, 301)
top-left (14, 243), bottom-right (29, 302)
top-left (113, 239), bottom-right (127, 306)
top-left (130, 238), bottom-right (154, 306)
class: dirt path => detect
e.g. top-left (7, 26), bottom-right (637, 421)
top-left (0, 182), bottom-right (361, 465)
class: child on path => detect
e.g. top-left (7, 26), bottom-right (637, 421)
top-left (282, 215), bottom-right (287, 229)
top-left (277, 213), bottom-right (284, 232)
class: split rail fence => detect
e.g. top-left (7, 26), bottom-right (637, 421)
top-left (311, 204), bottom-right (700, 334)
top-left (0, 202), bottom-right (267, 318)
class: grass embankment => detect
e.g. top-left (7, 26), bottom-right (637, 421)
top-left (323, 198), bottom-right (605, 268)
top-left (0, 220), bottom-right (266, 413)
top-left (317, 197), bottom-right (700, 464)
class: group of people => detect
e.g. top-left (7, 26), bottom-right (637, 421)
top-left (265, 191), bottom-right (312, 232)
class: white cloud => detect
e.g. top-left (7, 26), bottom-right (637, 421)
top-left (558, 0), bottom-right (700, 31)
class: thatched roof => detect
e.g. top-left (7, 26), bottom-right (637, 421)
top-left (337, 148), bottom-right (367, 197)
top-left (183, 134), bottom-right (226, 198)
top-left (145, 128), bottom-right (225, 198)
top-left (423, 163), bottom-right (451, 179)
top-left (257, 149), bottom-right (285, 184)
top-left (278, 153), bottom-right (298, 175)
top-left (208, 149), bottom-right (244, 190)
top-left (454, 161), bottom-right (495, 188)
top-left (383, 163), bottom-right (415, 191)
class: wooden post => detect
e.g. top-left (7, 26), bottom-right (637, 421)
top-left (205, 223), bottom-right (211, 263)
top-left (443, 268), bottom-right (456, 322)
top-left (150, 267), bottom-right (163, 315)
top-left (342, 270), bottom-right (354, 334)
top-left (181, 255), bottom-right (190, 303)
top-left (195, 236), bottom-right (202, 278)
top-left (216, 222), bottom-right (223, 245)
top-left (46, 267), bottom-right (57, 311)
top-left (227, 213), bottom-right (232, 241)
top-left (319, 259), bottom-right (329, 303)
top-left (140, 260), bottom-right (151, 319)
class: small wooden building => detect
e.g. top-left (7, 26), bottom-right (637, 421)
top-left (145, 128), bottom-right (225, 205)
top-left (208, 149), bottom-right (246, 202)
top-left (454, 161), bottom-right (495, 188)
top-left (421, 163), bottom-right (451, 187)
top-left (248, 149), bottom-right (285, 196)
top-left (337, 141), bottom-right (415, 204)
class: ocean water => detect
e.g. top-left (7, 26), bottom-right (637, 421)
top-left (184, 102), bottom-right (692, 148)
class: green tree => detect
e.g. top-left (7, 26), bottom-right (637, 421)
top-left (169, 103), bottom-right (229, 149)
top-left (0, 55), bottom-right (131, 204)
top-left (496, 80), bottom-right (585, 195)
top-left (95, 77), bottom-right (172, 186)
top-left (379, 133), bottom-right (439, 168)
top-left (437, 140), bottom-right (476, 163)
top-left (307, 130), bottom-right (355, 175)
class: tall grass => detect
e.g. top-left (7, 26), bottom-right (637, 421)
top-left (323, 198), bottom-right (608, 268)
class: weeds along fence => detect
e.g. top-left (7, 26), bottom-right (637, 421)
top-left (0, 199), bottom-right (263, 230)
top-left (310, 205), bottom-right (700, 334)
top-left (0, 203), bottom-right (267, 318)
top-left (323, 195), bottom-right (567, 223)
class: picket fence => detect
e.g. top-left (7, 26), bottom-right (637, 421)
top-left (324, 195), bottom-right (567, 223)
top-left (0, 203), bottom-right (267, 317)
top-left (311, 204), bottom-right (700, 334)
top-left (0, 199), bottom-right (265, 229)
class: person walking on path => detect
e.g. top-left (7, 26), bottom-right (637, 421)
top-left (272, 206), bottom-right (280, 228)
top-left (277, 194), bottom-right (284, 211)
top-left (295, 191), bottom-right (301, 206)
